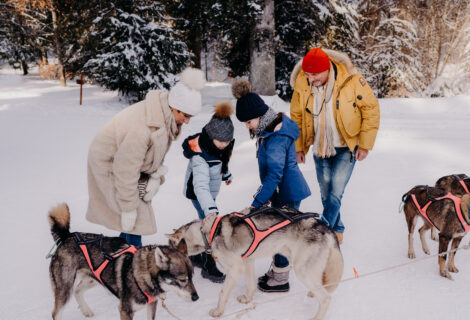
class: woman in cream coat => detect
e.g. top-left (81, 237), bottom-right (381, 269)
top-left (86, 68), bottom-right (205, 246)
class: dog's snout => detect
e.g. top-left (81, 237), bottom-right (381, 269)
top-left (191, 293), bottom-right (199, 301)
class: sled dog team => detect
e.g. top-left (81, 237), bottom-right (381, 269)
top-left (47, 48), bottom-right (469, 320)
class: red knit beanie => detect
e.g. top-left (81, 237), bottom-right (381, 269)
top-left (302, 48), bottom-right (330, 73)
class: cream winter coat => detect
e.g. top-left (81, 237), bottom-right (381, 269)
top-left (86, 90), bottom-right (180, 235)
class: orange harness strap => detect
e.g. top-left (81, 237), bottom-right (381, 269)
top-left (207, 210), bottom-right (318, 259)
top-left (208, 215), bottom-right (224, 245)
top-left (233, 213), bottom-right (292, 258)
top-left (458, 179), bottom-right (470, 194)
top-left (411, 193), bottom-right (469, 233)
top-left (76, 236), bottom-right (155, 304)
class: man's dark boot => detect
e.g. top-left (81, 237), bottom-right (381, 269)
top-left (189, 253), bottom-right (204, 269)
top-left (200, 252), bottom-right (225, 283)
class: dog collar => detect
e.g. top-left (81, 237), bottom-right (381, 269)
top-left (200, 228), bottom-right (211, 253)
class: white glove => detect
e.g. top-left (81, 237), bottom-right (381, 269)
top-left (121, 210), bottom-right (137, 232)
top-left (143, 165), bottom-right (168, 202)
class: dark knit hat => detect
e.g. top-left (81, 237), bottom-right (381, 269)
top-left (203, 101), bottom-right (234, 142)
top-left (302, 48), bottom-right (330, 73)
top-left (232, 79), bottom-right (268, 122)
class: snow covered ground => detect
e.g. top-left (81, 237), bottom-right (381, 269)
top-left (1, 67), bottom-right (469, 320)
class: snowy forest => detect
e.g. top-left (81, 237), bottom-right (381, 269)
top-left (1, 0), bottom-right (469, 101)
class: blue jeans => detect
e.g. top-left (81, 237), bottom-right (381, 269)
top-left (119, 233), bottom-right (142, 247)
top-left (191, 199), bottom-right (207, 220)
top-left (314, 147), bottom-right (356, 233)
top-left (271, 200), bottom-right (300, 269)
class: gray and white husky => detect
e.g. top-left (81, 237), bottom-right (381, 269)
top-left (48, 203), bottom-right (198, 320)
top-left (168, 207), bottom-right (343, 320)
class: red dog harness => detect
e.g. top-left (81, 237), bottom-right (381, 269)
top-left (74, 233), bottom-right (155, 304)
top-left (208, 208), bottom-right (319, 259)
top-left (411, 192), bottom-right (470, 233)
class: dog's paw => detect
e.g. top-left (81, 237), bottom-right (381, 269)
top-left (237, 294), bottom-right (252, 304)
top-left (440, 270), bottom-right (454, 280)
top-left (209, 308), bottom-right (224, 318)
top-left (408, 251), bottom-right (416, 259)
top-left (307, 291), bottom-right (315, 298)
top-left (448, 264), bottom-right (459, 273)
top-left (422, 247), bottom-right (430, 255)
top-left (81, 309), bottom-right (94, 318)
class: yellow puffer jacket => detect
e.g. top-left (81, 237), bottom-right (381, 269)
top-left (290, 49), bottom-right (380, 154)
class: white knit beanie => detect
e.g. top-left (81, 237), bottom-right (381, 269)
top-left (168, 68), bottom-right (206, 115)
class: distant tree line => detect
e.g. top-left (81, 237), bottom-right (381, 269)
top-left (1, 0), bottom-right (469, 100)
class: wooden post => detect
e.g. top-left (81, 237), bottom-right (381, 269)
top-left (76, 73), bottom-right (84, 105)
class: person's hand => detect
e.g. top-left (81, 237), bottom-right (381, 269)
top-left (143, 165), bottom-right (168, 202)
top-left (143, 177), bottom-right (162, 202)
top-left (121, 210), bottom-right (137, 232)
top-left (297, 151), bottom-right (305, 164)
top-left (225, 180), bottom-right (232, 186)
top-left (355, 148), bottom-right (369, 161)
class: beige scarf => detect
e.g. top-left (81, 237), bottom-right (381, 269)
top-left (160, 92), bottom-right (181, 141)
top-left (312, 64), bottom-right (337, 158)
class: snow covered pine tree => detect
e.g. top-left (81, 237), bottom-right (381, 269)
top-left (83, 1), bottom-right (191, 101)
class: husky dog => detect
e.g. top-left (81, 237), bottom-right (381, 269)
top-left (402, 186), bottom-right (470, 279)
top-left (48, 203), bottom-right (198, 320)
top-left (168, 207), bottom-right (343, 320)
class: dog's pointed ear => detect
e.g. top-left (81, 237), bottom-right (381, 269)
top-left (165, 231), bottom-right (181, 240)
top-left (176, 238), bottom-right (188, 255)
top-left (154, 247), bottom-right (170, 270)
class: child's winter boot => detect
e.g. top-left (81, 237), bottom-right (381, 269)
top-left (189, 253), bottom-right (204, 269)
top-left (257, 264), bottom-right (290, 292)
top-left (200, 252), bottom-right (225, 283)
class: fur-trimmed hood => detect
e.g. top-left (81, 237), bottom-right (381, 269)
top-left (290, 49), bottom-right (358, 88)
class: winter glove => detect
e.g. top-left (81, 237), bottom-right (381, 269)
top-left (143, 165), bottom-right (168, 202)
top-left (121, 209), bottom-right (137, 232)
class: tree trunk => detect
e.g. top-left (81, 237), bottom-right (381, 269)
top-left (20, 59), bottom-right (28, 75)
top-left (190, 30), bottom-right (202, 69)
top-left (51, 1), bottom-right (66, 86)
top-left (249, 0), bottom-right (276, 95)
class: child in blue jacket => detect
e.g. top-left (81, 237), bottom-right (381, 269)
top-left (182, 101), bottom-right (235, 283)
top-left (232, 79), bottom-right (311, 293)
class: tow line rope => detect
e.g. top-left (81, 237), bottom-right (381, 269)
top-left (219, 242), bottom-right (470, 319)
top-left (161, 298), bottom-right (184, 320)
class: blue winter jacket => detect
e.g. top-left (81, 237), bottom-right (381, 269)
top-left (252, 114), bottom-right (311, 207)
top-left (183, 134), bottom-right (232, 215)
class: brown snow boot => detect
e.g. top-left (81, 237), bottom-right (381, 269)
top-left (335, 232), bottom-right (343, 244)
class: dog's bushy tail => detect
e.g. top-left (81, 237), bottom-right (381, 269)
top-left (48, 203), bottom-right (71, 242)
top-left (399, 190), bottom-right (412, 213)
top-left (461, 194), bottom-right (470, 224)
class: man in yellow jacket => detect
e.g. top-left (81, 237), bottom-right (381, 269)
top-left (290, 48), bottom-right (380, 243)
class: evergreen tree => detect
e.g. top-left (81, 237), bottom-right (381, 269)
top-left (320, 0), bottom-right (361, 62)
top-left (162, 0), bottom-right (262, 77)
top-left (83, 0), bottom-right (191, 101)
top-left (358, 1), bottom-right (422, 97)
top-left (275, 0), bottom-right (330, 99)
top-left (0, 0), bottom-right (43, 75)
